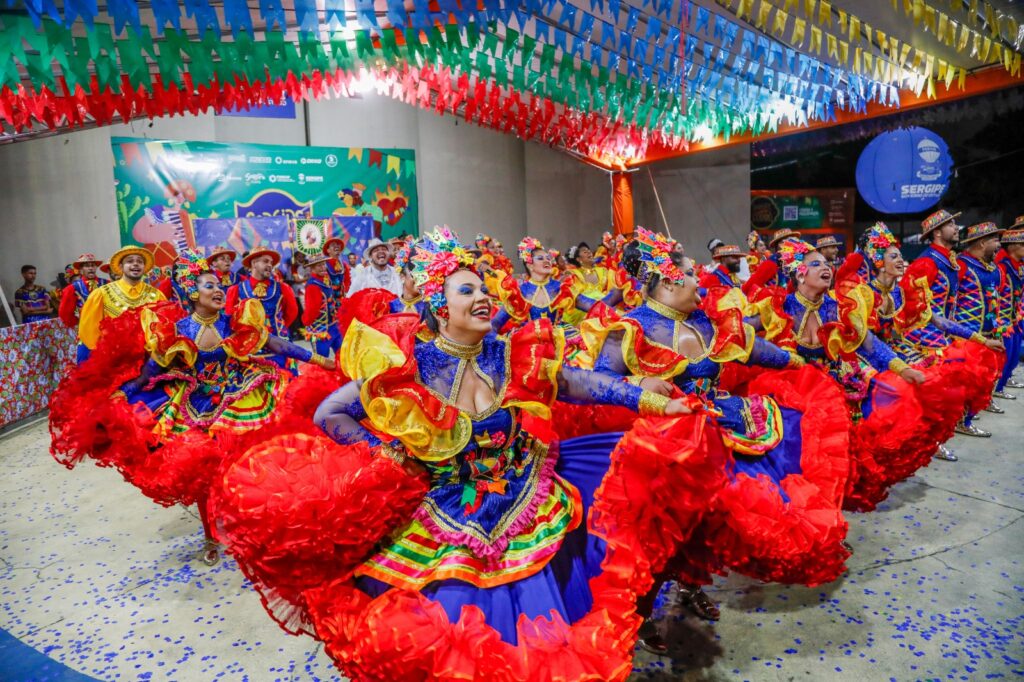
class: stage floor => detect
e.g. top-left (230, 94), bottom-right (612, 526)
top-left (1, 395), bottom-right (1022, 681)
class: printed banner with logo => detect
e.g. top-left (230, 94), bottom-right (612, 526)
top-left (112, 137), bottom-right (417, 269)
top-left (750, 189), bottom-right (855, 232)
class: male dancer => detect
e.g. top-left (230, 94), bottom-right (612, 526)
top-left (302, 254), bottom-right (341, 358)
top-left (225, 247), bottom-right (299, 369)
top-left (59, 254), bottom-right (109, 361)
top-left (323, 237), bottom-right (351, 303)
top-left (77, 246), bottom-right (165, 362)
top-left (995, 221), bottom-right (1024, 394)
top-left (699, 243), bottom-right (744, 289)
top-left (208, 247), bottom-right (238, 288)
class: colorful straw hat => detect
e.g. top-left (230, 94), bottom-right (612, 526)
top-left (322, 237), bottom-right (345, 254)
top-left (1007, 215), bottom-right (1024, 230)
top-left (73, 252), bottom-right (102, 266)
top-left (207, 247), bottom-right (237, 263)
top-left (959, 222), bottom-right (1003, 246)
top-left (242, 246), bottom-right (282, 268)
top-left (815, 235), bottom-right (841, 248)
top-left (921, 209), bottom-right (962, 235)
top-left (769, 228), bottom-right (801, 247)
top-left (711, 244), bottom-right (744, 259)
top-left (1001, 228), bottom-right (1024, 244)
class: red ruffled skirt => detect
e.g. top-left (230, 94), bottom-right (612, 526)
top-left (209, 414), bottom-right (729, 681)
top-left (554, 366), bottom-right (853, 587)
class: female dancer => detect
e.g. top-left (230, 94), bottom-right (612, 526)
top-left (859, 222), bottom-right (1002, 462)
top-left (209, 227), bottom-right (730, 681)
top-left (490, 237), bottom-right (599, 356)
top-left (574, 228), bottom-right (851, 649)
top-left (564, 242), bottom-right (615, 325)
top-left (752, 238), bottom-right (939, 512)
top-left (50, 251), bottom-right (331, 564)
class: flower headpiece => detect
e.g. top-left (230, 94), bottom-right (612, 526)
top-left (475, 233), bottom-right (492, 249)
top-left (862, 222), bottom-right (899, 271)
top-left (174, 249), bottom-right (212, 301)
top-left (775, 238), bottom-right (816, 278)
top-left (518, 236), bottom-right (544, 264)
top-left (408, 226), bottom-right (477, 317)
top-left (633, 226), bottom-right (686, 285)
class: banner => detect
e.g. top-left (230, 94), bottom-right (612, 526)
top-left (750, 189), bottom-right (855, 231)
top-left (112, 137), bottom-right (418, 268)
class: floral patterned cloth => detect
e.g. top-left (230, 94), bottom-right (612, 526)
top-left (0, 319), bottom-right (76, 427)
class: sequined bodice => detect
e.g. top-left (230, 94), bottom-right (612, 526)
top-left (520, 279), bottom-right (565, 323)
top-left (625, 304), bottom-right (720, 392)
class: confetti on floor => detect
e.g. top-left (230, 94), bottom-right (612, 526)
top-left (1, 392), bottom-right (1022, 681)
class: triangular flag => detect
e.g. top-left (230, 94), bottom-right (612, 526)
top-left (348, 147), bottom-right (364, 163)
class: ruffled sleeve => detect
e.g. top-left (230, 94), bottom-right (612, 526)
top-left (495, 273), bottom-right (530, 324)
top-left (702, 287), bottom-right (756, 363)
top-left (749, 287), bottom-right (796, 350)
top-left (223, 298), bottom-right (271, 360)
top-left (578, 304), bottom-right (688, 379)
top-left (895, 274), bottom-right (934, 334)
top-left (819, 281), bottom-right (874, 361)
top-left (339, 315), bottom-right (465, 461)
top-left (140, 302), bottom-right (196, 367)
top-left (502, 319), bottom-right (566, 419)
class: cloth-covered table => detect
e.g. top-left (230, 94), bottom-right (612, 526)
top-left (0, 319), bottom-right (75, 427)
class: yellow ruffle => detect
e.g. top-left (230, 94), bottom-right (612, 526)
top-left (504, 322), bottom-right (565, 420)
top-left (141, 308), bottom-right (197, 368)
top-left (576, 316), bottom-right (688, 379)
top-left (340, 319), bottom-right (470, 461)
top-left (825, 283), bottom-right (873, 360)
top-left (707, 288), bottom-right (757, 363)
top-left (222, 299), bottom-right (270, 361)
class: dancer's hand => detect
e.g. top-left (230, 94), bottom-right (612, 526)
top-left (664, 398), bottom-right (693, 416)
top-left (985, 338), bottom-right (1005, 352)
top-left (639, 377), bottom-right (674, 395)
top-left (900, 367), bottom-right (926, 385)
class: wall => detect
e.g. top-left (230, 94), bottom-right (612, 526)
top-left (633, 143), bottom-right (752, 262)
top-left (0, 95), bottom-right (608, 310)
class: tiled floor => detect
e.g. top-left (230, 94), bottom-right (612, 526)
top-left (1, 392), bottom-right (1021, 681)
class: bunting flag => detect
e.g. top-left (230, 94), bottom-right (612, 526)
top-left (2, 0), bottom-right (1021, 165)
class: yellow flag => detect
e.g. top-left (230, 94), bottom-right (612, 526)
top-left (784, 0), bottom-right (798, 13)
top-left (958, 67), bottom-right (967, 90)
top-left (849, 16), bottom-right (860, 42)
top-left (981, 36), bottom-right (992, 61)
top-left (738, 0), bottom-right (754, 20)
top-left (863, 51), bottom-right (873, 74)
top-left (912, 0), bottom-right (923, 25)
top-left (827, 33), bottom-right (838, 59)
top-left (900, 42), bottom-right (912, 66)
top-left (773, 9), bottom-right (790, 37)
top-left (348, 148), bottom-right (364, 163)
top-left (927, 76), bottom-right (936, 99)
top-left (943, 61), bottom-right (956, 89)
top-left (810, 26), bottom-right (823, 53)
top-left (937, 13), bottom-right (948, 40)
top-left (818, 0), bottom-right (832, 28)
top-left (1012, 53), bottom-right (1021, 77)
top-left (957, 24), bottom-right (970, 53)
top-left (924, 53), bottom-right (935, 77)
top-left (804, 0), bottom-right (815, 18)
top-left (756, 0), bottom-right (772, 29)
top-left (924, 6), bottom-right (936, 33)
top-left (853, 46), bottom-right (862, 73)
top-left (944, 18), bottom-right (956, 46)
top-left (792, 17), bottom-right (807, 45)
top-left (386, 155), bottom-right (401, 178)
top-left (838, 10), bottom-right (847, 34)
top-left (839, 40), bottom-right (849, 64)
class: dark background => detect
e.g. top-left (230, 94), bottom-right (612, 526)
top-left (750, 85), bottom-right (1024, 250)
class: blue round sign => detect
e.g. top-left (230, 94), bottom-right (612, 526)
top-left (855, 126), bottom-right (953, 214)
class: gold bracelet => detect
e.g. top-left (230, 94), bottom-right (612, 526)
top-left (888, 358), bottom-right (911, 375)
top-left (638, 391), bottom-right (671, 416)
top-left (626, 375), bottom-right (645, 386)
top-left (786, 353), bottom-right (806, 368)
top-left (379, 442), bottom-right (407, 466)
top-left (969, 332), bottom-right (987, 345)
